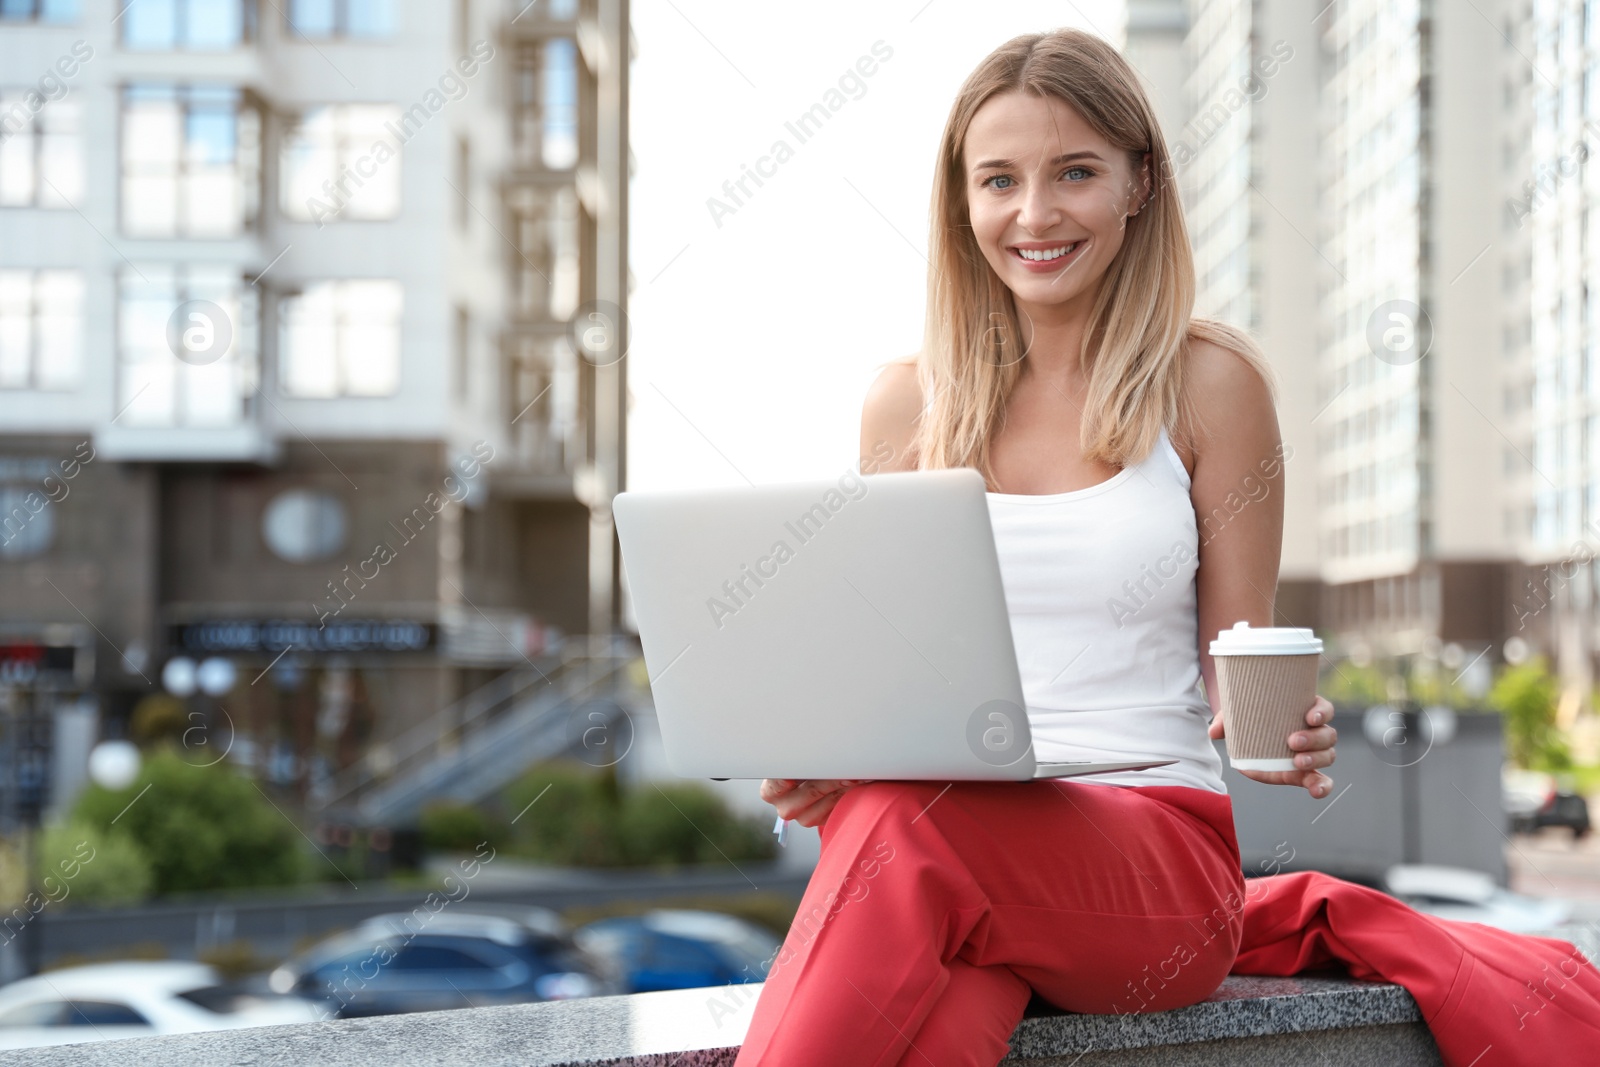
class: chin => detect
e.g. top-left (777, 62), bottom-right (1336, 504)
top-left (1012, 275), bottom-right (1089, 302)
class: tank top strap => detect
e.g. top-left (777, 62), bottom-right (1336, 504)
top-left (1155, 424), bottom-right (1192, 491)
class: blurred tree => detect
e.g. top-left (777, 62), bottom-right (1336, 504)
top-left (1408, 664), bottom-right (1478, 709)
top-left (503, 759), bottom-right (625, 866)
top-left (130, 693), bottom-right (188, 747)
top-left (1318, 662), bottom-right (1390, 707)
top-left (615, 783), bottom-right (776, 867)
top-left (500, 760), bottom-right (775, 868)
top-left (419, 801), bottom-right (503, 853)
top-left (1488, 655), bottom-right (1572, 770)
top-left (72, 750), bottom-right (304, 894)
top-left (34, 820), bottom-right (154, 907)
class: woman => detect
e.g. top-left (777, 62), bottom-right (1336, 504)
top-left (734, 27), bottom-right (1337, 1066)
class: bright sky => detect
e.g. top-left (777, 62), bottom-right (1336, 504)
top-left (626, 0), bottom-right (1126, 492)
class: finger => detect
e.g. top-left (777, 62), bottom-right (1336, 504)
top-left (791, 789), bottom-right (847, 828)
top-left (1207, 710), bottom-right (1225, 740)
top-left (1293, 746), bottom-right (1336, 772)
top-left (1288, 726), bottom-right (1337, 752)
top-left (796, 779), bottom-right (847, 804)
top-left (1305, 772), bottom-right (1333, 799)
top-left (1305, 697), bottom-right (1334, 727)
top-left (778, 781), bottom-right (847, 820)
top-left (760, 778), bottom-right (797, 804)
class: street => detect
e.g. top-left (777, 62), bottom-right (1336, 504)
top-left (1508, 828), bottom-right (1600, 925)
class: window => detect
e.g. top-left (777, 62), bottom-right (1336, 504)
top-left (121, 85), bottom-right (262, 238)
top-left (0, 270), bottom-right (83, 390)
top-left (261, 489), bottom-right (346, 562)
top-left (65, 1001), bottom-right (150, 1027)
top-left (0, 0), bottom-right (78, 22)
top-left (389, 944), bottom-right (495, 971)
top-left (0, 1000), bottom-right (66, 1026)
top-left (280, 104), bottom-right (400, 222)
top-left (0, 91), bottom-right (83, 207)
top-left (279, 280), bottom-right (402, 397)
top-left (118, 264), bottom-right (259, 427)
top-left (0, 485), bottom-right (53, 558)
top-left (286, 0), bottom-right (394, 39)
top-left (122, 0), bottom-right (254, 50)
top-left (453, 304), bottom-right (469, 400)
top-left (454, 134), bottom-right (469, 228)
top-left (543, 38), bottom-right (578, 169)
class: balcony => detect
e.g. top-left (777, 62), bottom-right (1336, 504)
top-left (94, 421), bottom-right (280, 465)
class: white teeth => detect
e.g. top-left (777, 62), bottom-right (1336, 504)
top-left (1017, 242), bottom-right (1080, 261)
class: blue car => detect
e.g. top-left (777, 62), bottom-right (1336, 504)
top-left (572, 910), bottom-right (783, 993)
top-left (268, 905), bottom-right (614, 1017)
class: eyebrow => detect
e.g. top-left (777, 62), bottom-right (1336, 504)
top-left (970, 151), bottom-right (1106, 172)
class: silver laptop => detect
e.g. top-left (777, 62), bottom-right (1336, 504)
top-left (612, 466), bottom-right (1176, 782)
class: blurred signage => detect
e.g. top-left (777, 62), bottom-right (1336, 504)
top-left (171, 619), bottom-right (435, 655)
top-left (0, 641), bottom-right (77, 686)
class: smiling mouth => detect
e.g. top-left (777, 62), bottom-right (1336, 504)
top-left (1009, 240), bottom-right (1085, 263)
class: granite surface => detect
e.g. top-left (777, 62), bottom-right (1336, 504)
top-left (0, 926), bottom-right (1587, 1065)
top-left (0, 973), bottom-right (1418, 1067)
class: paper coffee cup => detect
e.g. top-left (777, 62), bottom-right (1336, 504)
top-left (1208, 622), bottom-right (1322, 772)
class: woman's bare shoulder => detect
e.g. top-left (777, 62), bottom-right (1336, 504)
top-left (860, 356), bottom-right (922, 473)
top-left (1173, 335), bottom-right (1277, 475)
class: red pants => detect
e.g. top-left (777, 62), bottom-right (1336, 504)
top-left (734, 779), bottom-right (1245, 1067)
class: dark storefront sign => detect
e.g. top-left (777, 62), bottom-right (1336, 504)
top-left (0, 639), bottom-right (82, 688)
top-left (171, 619), bottom-right (436, 655)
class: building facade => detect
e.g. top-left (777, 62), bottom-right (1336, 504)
top-left (0, 0), bottom-right (630, 812)
top-left (1162, 0), bottom-right (1521, 697)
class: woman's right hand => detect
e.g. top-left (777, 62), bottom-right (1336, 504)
top-left (760, 778), bottom-right (875, 828)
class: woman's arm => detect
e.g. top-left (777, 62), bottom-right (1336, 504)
top-left (859, 357), bottom-right (921, 474)
top-left (1183, 339), bottom-right (1336, 797)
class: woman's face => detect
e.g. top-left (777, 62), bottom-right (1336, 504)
top-left (962, 91), bottom-right (1149, 318)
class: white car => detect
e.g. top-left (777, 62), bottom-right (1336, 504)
top-left (1384, 864), bottom-right (1572, 934)
top-left (0, 961), bottom-right (323, 1050)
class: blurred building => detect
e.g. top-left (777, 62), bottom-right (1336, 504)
top-left (1122, 0), bottom-right (1188, 135)
top-left (1155, 0), bottom-right (1520, 693)
top-left (0, 0), bottom-right (631, 806)
top-left (1151, 0), bottom-right (1326, 633)
top-left (1518, 0), bottom-right (1600, 708)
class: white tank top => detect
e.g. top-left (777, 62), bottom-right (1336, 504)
top-left (983, 424), bottom-right (1227, 793)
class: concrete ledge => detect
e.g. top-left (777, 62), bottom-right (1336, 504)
top-left (7, 926), bottom-right (1587, 1065)
top-left (0, 974), bottom-right (1432, 1066)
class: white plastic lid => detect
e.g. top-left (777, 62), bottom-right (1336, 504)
top-left (1208, 620), bottom-right (1323, 656)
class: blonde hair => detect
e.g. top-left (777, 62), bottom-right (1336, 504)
top-left (903, 27), bottom-right (1278, 486)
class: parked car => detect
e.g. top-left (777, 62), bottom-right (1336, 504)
top-left (1384, 864), bottom-right (1572, 934)
top-left (1504, 767), bottom-right (1591, 839)
top-left (268, 904), bottom-right (613, 1017)
top-left (0, 961), bottom-right (322, 1050)
top-left (572, 909), bottom-right (782, 993)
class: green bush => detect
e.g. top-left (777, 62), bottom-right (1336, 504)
top-left (503, 760), bottom-right (626, 866)
top-left (1318, 658), bottom-right (1489, 712)
top-left (1489, 656), bottom-right (1572, 770)
top-left (71, 749), bottom-right (304, 895)
top-left (616, 782), bottom-right (775, 867)
top-left (34, 820), bottom-right (154, 907)
top-left (1319, 662), bottom-right (1392, 708)
top-left (502, 761), bottom-right (775, 868)
top-left (419, 801), bottom-right (501, 853)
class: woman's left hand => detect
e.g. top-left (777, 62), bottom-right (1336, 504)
top-left (1207, 695), bottom-right (1337, 799)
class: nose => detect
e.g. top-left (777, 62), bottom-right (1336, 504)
top-left (1016, 176), bottom-right (1061, 234)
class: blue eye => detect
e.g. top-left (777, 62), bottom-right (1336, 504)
top-left (1064, 166), bottom-right (1093, 181)
top-left (982, 174), bottom-right (1014, 190)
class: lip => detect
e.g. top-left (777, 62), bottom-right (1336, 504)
top-left (1007, 239), bottom-right (1087, 272)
